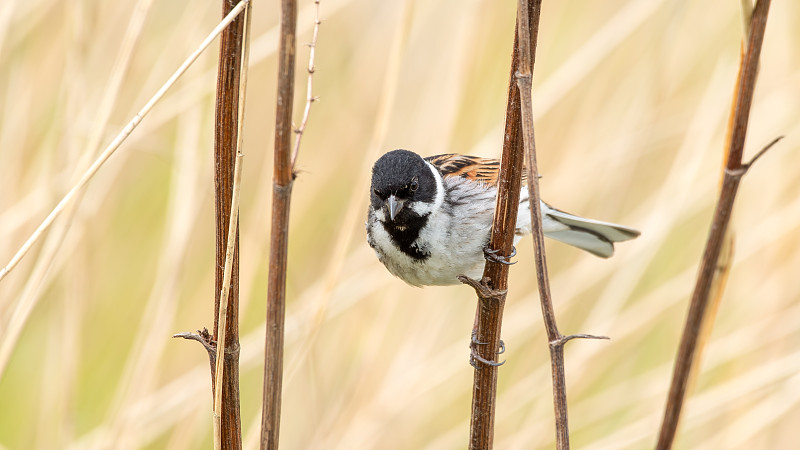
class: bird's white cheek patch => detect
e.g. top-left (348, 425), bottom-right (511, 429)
top-left (427, 161), bottom-right (445, 208)
top-left (410, 161), bottom-right (446, 216)
top-left (409, 202), bottom-right (433, 215)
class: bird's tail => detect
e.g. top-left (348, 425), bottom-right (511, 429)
top-left (543, 207), bottom-right (640, 258)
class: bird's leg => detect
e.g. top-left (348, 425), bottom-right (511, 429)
top-left (461, 275), bottom-right (508, 368)
top-left (483, 245), bottom-right (517, 265)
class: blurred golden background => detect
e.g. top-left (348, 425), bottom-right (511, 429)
top-left (1, 0), bottom-right (799, 448)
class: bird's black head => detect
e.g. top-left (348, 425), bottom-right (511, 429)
top-left (370, 149), bottom-right (437, 222)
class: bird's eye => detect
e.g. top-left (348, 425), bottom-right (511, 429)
top-left (409, 177), bottom-right (419, 192)
top-left (373, 189), bottom-right (385, 199)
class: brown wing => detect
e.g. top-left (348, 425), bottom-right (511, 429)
top-left (425, 153), bottom-right (528, 187)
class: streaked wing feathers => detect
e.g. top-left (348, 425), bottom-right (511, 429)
top-left (425, 153), bottom-right (528, 187)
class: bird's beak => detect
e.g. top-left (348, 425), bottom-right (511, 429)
top-left (386, 195), bottom-right (405, 221)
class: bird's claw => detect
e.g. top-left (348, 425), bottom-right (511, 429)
top-left (483, 246), bottom-right (517, 265)
top-left (470, 352), bottom-right (505, 368)
top-left (469, 331), bottom-right (506, 368)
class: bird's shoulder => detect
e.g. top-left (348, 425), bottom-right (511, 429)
top-left (424, 153), bottom-right (528, 187)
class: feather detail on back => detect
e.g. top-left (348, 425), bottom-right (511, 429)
top-left (425, 154), bottom-right (528, 187)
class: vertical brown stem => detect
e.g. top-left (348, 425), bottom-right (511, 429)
top-left (212, 0), bottom-right (246, 448)
top-left (260, 0), bottom-right (296, 448)
top-left (516, 0), bottom-right (592, 448)
top-left (656, 1), bottom-right (772, 448)
top-left (465, 1), bottom-right (538, 449)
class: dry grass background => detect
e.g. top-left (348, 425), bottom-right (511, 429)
top-left (1, 0), bottom-right (799, 449)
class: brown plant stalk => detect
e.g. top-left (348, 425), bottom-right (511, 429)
top-left (515, 1), bottom-right (607, 449)
top-left (209, 0), bottom-right (249, 448)
top-left (656, 0), bottom-right (775, 448)
top-left (212, 1), bottom-right (251, 449)
top-left (260, 0), bottom-right (297, 448)
top-left (457, 1), bottom-right (537, 448)
top-left (168, 0), bottom-right (251, 447)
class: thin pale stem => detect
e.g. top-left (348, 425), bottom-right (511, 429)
top-left (290, 0), bottom-right (322, 171)
top-left (0, 0), bottom-right (248, 284)
top-left (739, 0), bottom-right (753, 39)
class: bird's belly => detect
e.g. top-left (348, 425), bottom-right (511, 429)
top-left (379, 246), bottom-right (485, 286)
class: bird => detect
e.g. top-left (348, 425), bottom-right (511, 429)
top-left (366, 149), bottom-right (640, 287)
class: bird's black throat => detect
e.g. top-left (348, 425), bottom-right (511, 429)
top-left (381, 213), bottom-right (430, 261)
